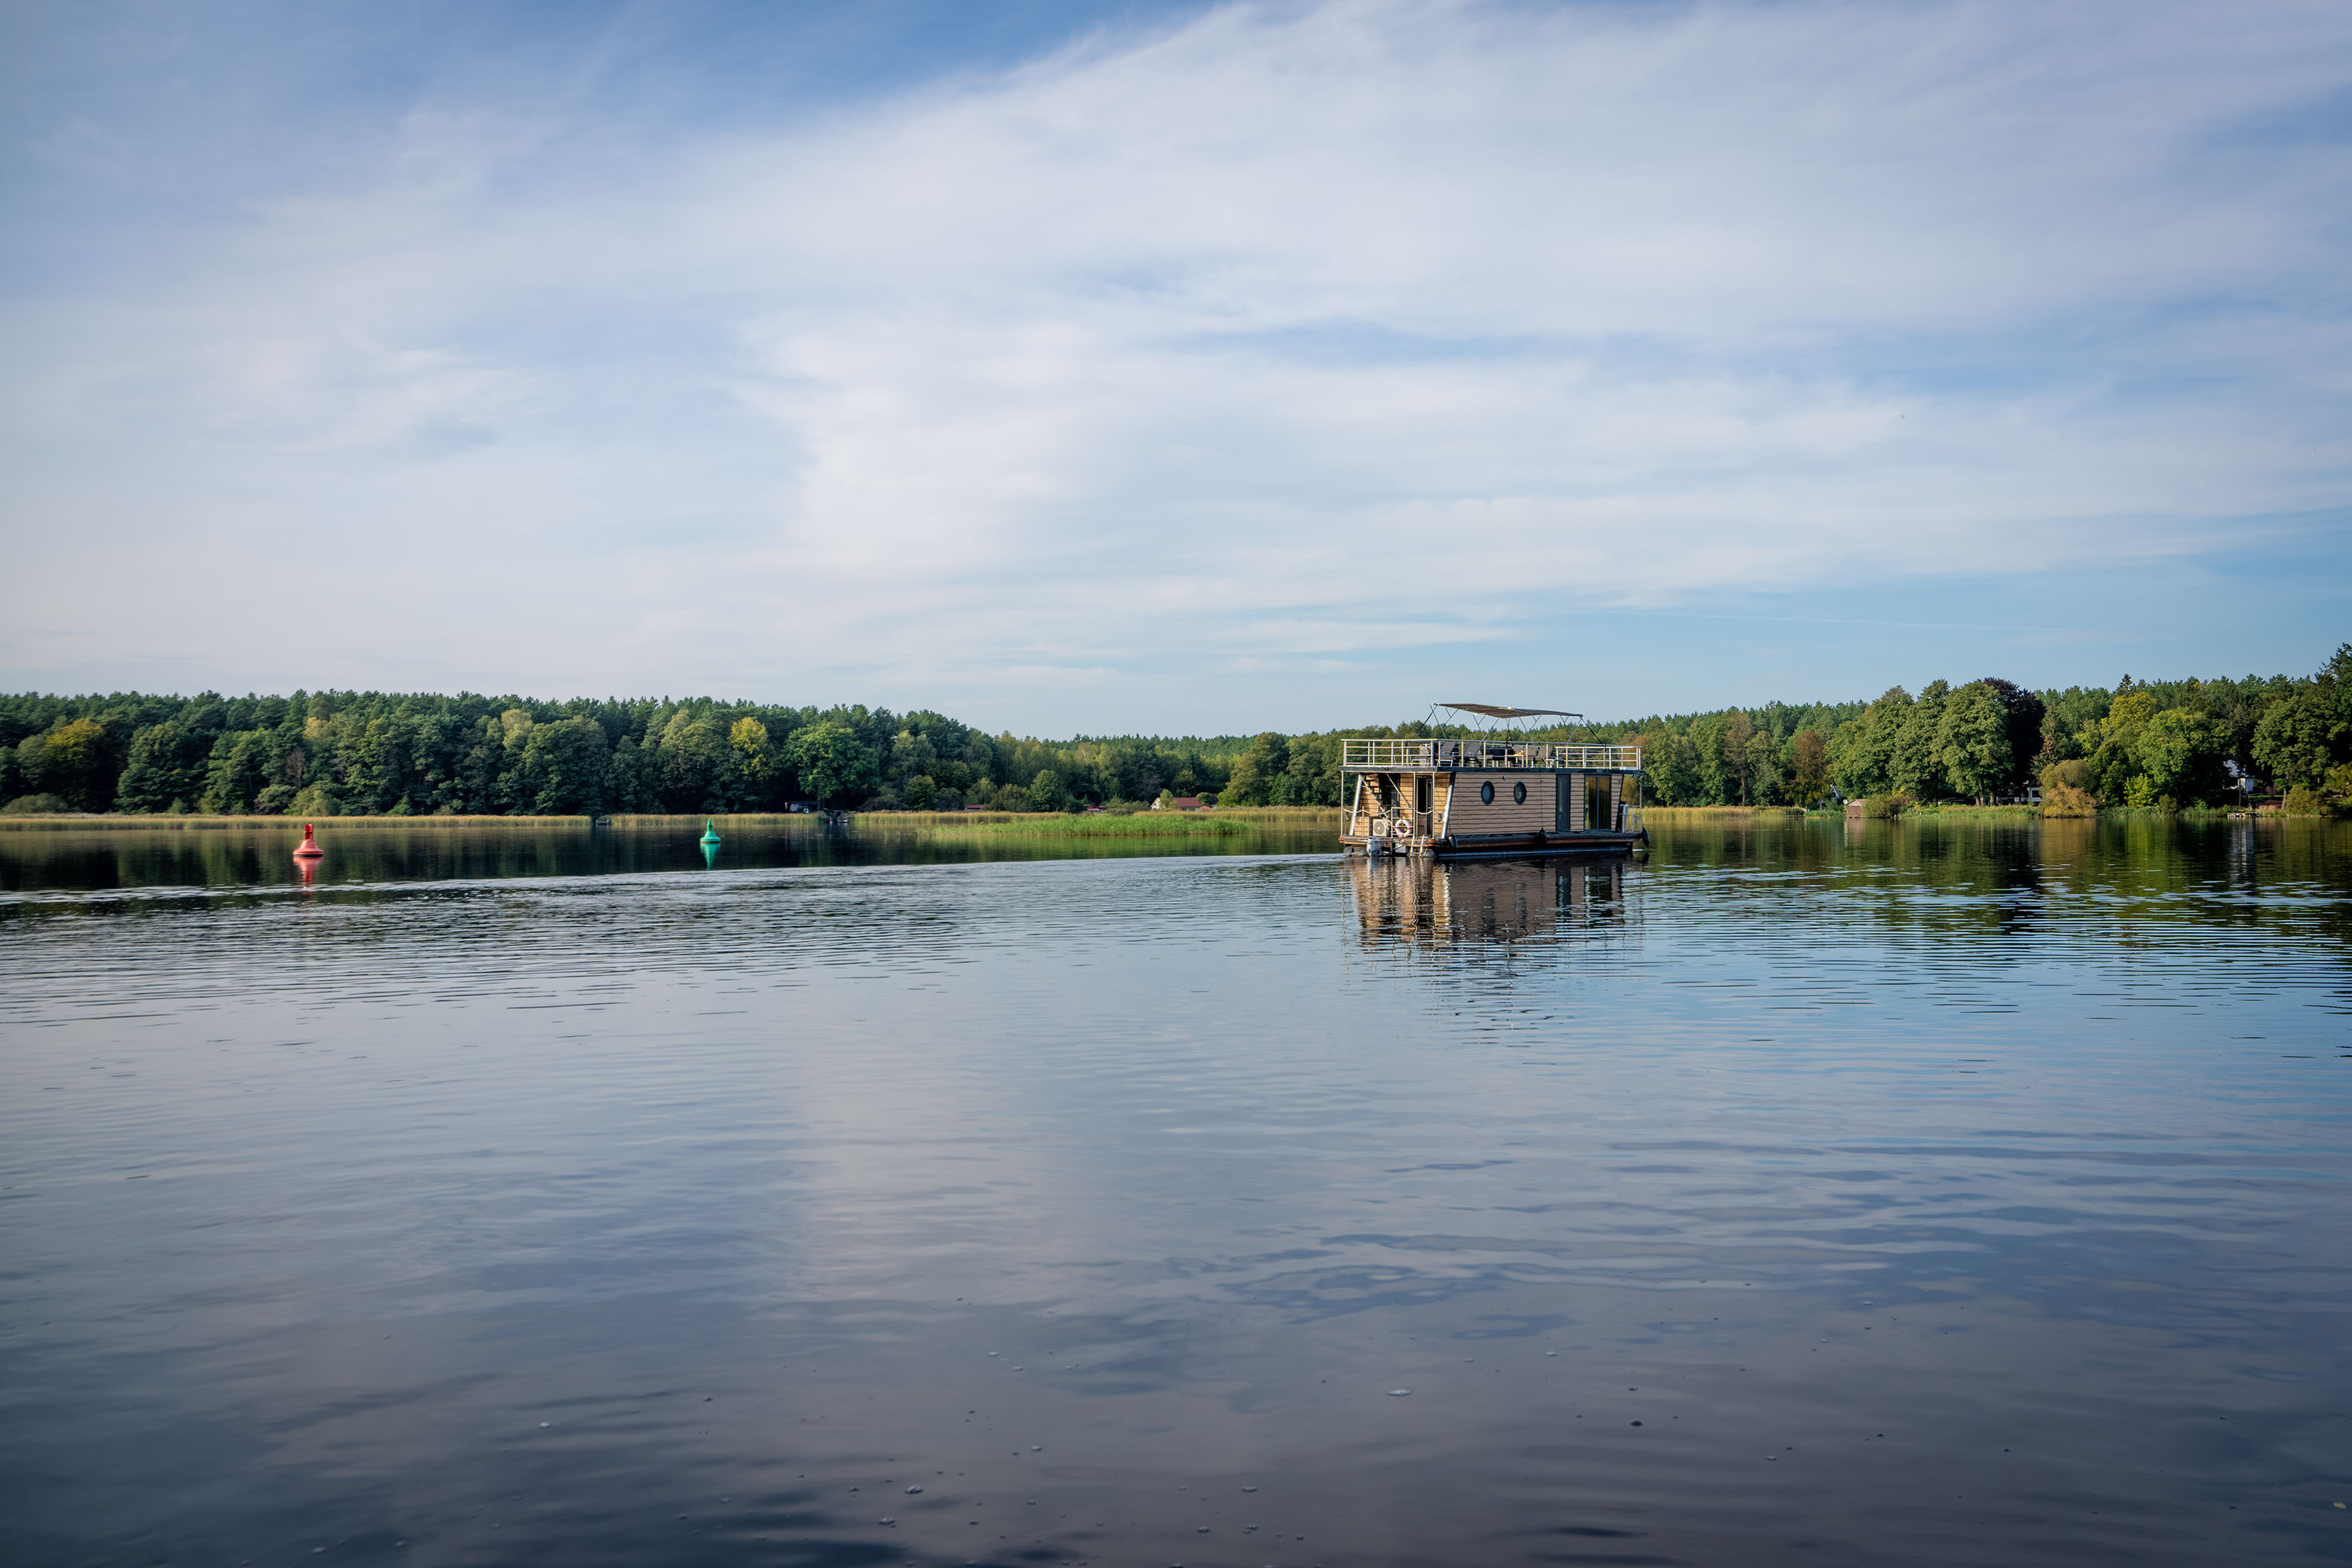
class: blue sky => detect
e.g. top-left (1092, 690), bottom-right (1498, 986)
top-left (2, 0), bottom-right (2347, 733)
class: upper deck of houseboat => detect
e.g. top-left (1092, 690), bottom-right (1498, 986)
top-left (1342, 738), bottom-right (1644, 772)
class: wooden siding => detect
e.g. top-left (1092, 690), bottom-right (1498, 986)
top-left (1442, 770), bottom-right (1555, 836)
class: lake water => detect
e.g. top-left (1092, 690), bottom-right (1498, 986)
top-left (2, 816), bottom-right (2348, 1566)
top-left (0, 816), bottom-right (1345, 896)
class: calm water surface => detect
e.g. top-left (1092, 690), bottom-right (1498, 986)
top-left (2, 817), bottom-right (2348, 1566)
top-left (0, 817), bottom-right (1343, 895)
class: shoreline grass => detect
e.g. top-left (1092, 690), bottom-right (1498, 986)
top-left (0, 806), bottom-right (1350, 834)
top-left (0, 813), bottom-right (596, 832)
top-left (1640, 802), bottom-right (2337, 822)
top-left (1638, 805), bottom-right (1810, 818)
top-left (3, 802), bottom-right (2326, 836)
top-left (921, 812), bottom-right (1326, 838)
top-left (1904, 803), bottom-right (2041, 818)
top-left (0, 811), bottom-right (815, 832)
top-left (938, 818), bottom-right (1237, 838)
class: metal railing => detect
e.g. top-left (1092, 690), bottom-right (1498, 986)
top-left (1343, 738), bottom-right (1643, 772)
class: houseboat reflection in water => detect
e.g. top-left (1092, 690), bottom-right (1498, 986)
top-left (1348, 852), bottom-right (1635, 946)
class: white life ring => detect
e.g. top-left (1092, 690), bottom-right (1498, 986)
top-left (1390, 816), bottom-right (1414, 838)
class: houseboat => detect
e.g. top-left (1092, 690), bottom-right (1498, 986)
top-left (1342, 703), bottom-right (1646, 859)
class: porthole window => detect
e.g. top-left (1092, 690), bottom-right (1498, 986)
top-left (1513, 782), bottom-right (1527, 805)
top-left (1479, 782), bottom-right (1494, 805)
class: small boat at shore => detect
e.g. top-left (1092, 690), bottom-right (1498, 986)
top-left (1342, 703), bottom-right (1646, 860)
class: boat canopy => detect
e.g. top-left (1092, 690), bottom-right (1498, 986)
top-left (1436, 702), bottom-right (1582, 721)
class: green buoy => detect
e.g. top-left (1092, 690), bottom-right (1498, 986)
top-left (699, 818), bottom-right (722, 848)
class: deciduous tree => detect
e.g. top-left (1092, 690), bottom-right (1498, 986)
top-left (1936, 682), bottom-right (2012, 803)
top-left (1889, 682), bottom-right (1950, 798)
top-left (1790, 729), bottom-right (1830, 806)
top-left (519, 716), bottom-right (612, 814)
top-left (1719, 710), bottom-right (1757, 805)
top-left (2252, 686), bottom-right (2342, 789)
top-left (787, 719), bottom-right (880, 806)
top-left (2132, 708), bottom-right (2226, 804)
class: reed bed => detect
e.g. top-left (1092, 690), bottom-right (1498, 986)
top-left (0, 813), bottom-right (593, 832)
top-left (0, 806), bottom-right (1348, 836)
top-left (921, 813), bottom-right (1251, 838)
top-left (1906, 802), bottom-right (2042, 818)
top-left (1638, 805), bottom-right (1810, 818)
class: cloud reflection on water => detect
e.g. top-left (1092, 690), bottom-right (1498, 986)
top-left (0, 821), bottom-right (2348, 1564)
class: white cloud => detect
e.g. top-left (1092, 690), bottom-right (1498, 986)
top-left (2, 0), bottom-right (2348, 723)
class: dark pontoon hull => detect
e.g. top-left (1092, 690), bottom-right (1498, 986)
top-left (1343, 829), bottom-right (1646, 859)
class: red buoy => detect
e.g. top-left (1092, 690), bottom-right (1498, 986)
top-left (294, 823), bottom-right (324, 859)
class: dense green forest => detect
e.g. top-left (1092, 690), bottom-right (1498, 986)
top-left (0, 694), bottom-right (1257, 818)
top-left (2, 645), bottom-right (2346, 817)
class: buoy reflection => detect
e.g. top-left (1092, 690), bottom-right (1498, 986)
top-left (293, 822), bottom-right (324, 886)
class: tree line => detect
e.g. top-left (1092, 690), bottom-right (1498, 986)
top-left (1, 645), bottom-right (2344, 818)
top-left (0, 694), bottom-right (1253, 818)
top-left (1213, 646), bottom-right (2349, 813)
top-left (1622, 649), bottom-right (2352, 811)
